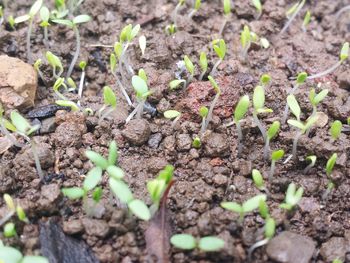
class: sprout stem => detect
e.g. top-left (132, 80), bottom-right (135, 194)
top-left (209, 59), bottom-right (222, 77)
top-left (282, 84), bottom-right (299, 124)
top-left (263, 138), bottom-right (270, 161)
top-left (335, 5), bottom-right (350, 19)
top-left (136, 100), bottom-right (145, 119)
top-left (280, 0), bottom-right (305, 35)
top-left (199, 70), bottom-right (207, 81)
top-left (0, 211), bottom-right (15, 227)
top-left (173, 3), bottom-right (182, 27)
top-left (253, 112), bottom-right (266, 141)
top-left (219, 17), bottom-right (228, 36)
top-left (43, 26), bottom-right (49, 48)
top-left (31, 139), bottom-right (44, 181)
top-left (186, 75), bottom-right (193, 87)
top-left (205, 92), bottom-right (220, 131)
top-left (248, 238), bottom-right (269, 262)
top-left (236, 122), bottom-right (243, 157)
top-left (66, 26), bottom-right (81, 79)
top-left (303, 163), bottom-right (313, 174)
top-left (171, 115), bottom-right (181, 128)
top-left (292, 131), bottom-right (302, 160)
top-left (0, 120), bottom-right (25, 148)
top-left (307, 61), bottom-right (343, 80)
top-left (114, 73), bottom-right (133, 106)
top-left (269, 160), bottom-right (276, 180)
top-left (98, 108), bottom-right (114, 124)
top-left (77, 70), bottom-right (85, 106)
top-left (188, 9), bottom-right (197, 18)
top-left (27, 18), bottom-right (34, 64)
top-left (125, 105), bottom-right (139, 124)
top-left (200, 117), bottom-right (206, 135)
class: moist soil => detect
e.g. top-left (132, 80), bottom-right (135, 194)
top-left (1, 0), bottom-right (350, 262)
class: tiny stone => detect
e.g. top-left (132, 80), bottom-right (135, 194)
top-left (213, 174), bottom-right (228, 186)
top-left (63, 219), bottom-right (84, 235)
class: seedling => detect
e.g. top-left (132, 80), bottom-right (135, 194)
top-left (282, 72), bottom-right (307, 124)
top-left (253, 85), bottom-right (273, 141)
top-left (77, 61), bottom-right (87, 105)
top-left (169, 79), bottom-right (186, 90)
top-left (251, 0), bottom-right (262, 19)
top-left (304, 155), bottom-right (316, 173)
top-left (39, 5), bottom-right (50, 48)
top-left (164, 110), bottom-right (181, 128)
top-left (8, 15), bottom-right (15, 30)
top-left (98, 86), bottom-right (117, 123)
top-left (219, 0), bottom-right (232, 35)
top-left (240, 25), bottom-right (251, 61)
top-left (52, 14), bottom-right (91, 79)
top-left (184, 55), bottom-right (195, 86)
top-left (330, 120), bottom-right (342, 140)
top-left (46, 51), bottom-right (64, 79)
top-left (234, 95), bottom-right (250, 157)
top-left (280, 0), bottom-right (306, 35)
top-left (0, 194), bottom-right (28, 227)
top-left (173, 0), bottom-right (185, 27)
top-left (55, 99), bottom-right (79, 112)
top-left (0, 245), bottom-right (48, 263)
top-left (52, 77), bottom-right (68, 100)
top-left (309, 88), bottom-right (328, 117)
top-left (203, 76), bottom-right (221, 133)
top-left (252, 169), bottom-right (266, 191)
top-left (280, 183), bottom-right (303, 211)
top-left (34, 59), bottom-right (45, 83)
top-left (323, 153), bottom-right (337, 200)
top-left (332, 259), bottom-right (343, 263)
top-left (210, 39), bottom-right (226, 76)
top-left (0, 6), bottom-right (3, 26)
top-left (165, 24), bottom-right (177, 35)
top-left (302, 10), bottom-right (311, 32)
top-left (192, 136), bottom-right (201, 149)
top-left (14, 0), bottom-right (43, 63)
top-left (264, 121), bottom-right (280, 161)
top-left (335, 5), bottom-right (350, 19)
top-left (139, 35), bottom-right (146, 56)
top-left (3, 222), bottom-right (16, 237)
top-left (221, 194), bottom-right (267, 222)
top-left (171, 234), bottom-right (225, 252)
top-left (199, 51), bottom-right (208, 80)
top-left (307, 42), bottom-right (349, 80)
top-left (188, 0), bottom-right (201, 18)
top-left (199, 106), bottom-right (209, 135)
top-left (269, 149), bottom-right (284, 180)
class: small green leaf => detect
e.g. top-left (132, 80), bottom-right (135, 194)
top-left (16, 206), bottom-right (28, 222)
top-left (85, 150), bottom-right (109, 170)
top-left (4, 222), bottom-right (16, 237)
top-left (242, 194), bottom-right (267, 213)
top-left (52, 19), bottom-right (74, 27)
top-left (223, 0), bottom-right (231, 15)
top-left (79, 61), bottom-right (87, 70)
top-left (267, 121), bottom-right (280, 140)
top-left (110, 53), bottom-right (117, 72)
top-left (0, 246), bottom-right (23, 263)
top-left (260, 74), bottom-right (271, 86)
top-left (109, 178), bottom-right (133, 204)
top-left (103, 86), bottom-right (117, 108)
top-left (252, 169), bottom-right (264, 189)
top-left (296, 72), bottom-right (308, 85)
top-left (340, 42), bottom-right (349, 61)
top-left (287, 94), bottom-right (301, 120)
top-left (264, 217), bottom-right (276, 239)
top-left (4, 194), bottom-right (15, 211)
top-left (252, 0), bottom-right (262, 12)
top-left (287, 119), bottom-right (305, 131)
top-left (199, 52), bottom-right (208, 72)
top-left (46, 51), bottom-right (63, 71)
top-left (83, 167), bottom-right (103, 192)
top-left (234, 95), bottom-right (250, 123)
top-left (194, 0), bottom-right (201, 10)
top-left (62, 187), bottom-right (85, 200)
top-left (184, 55), bottom-right (194, 76)
top-left (138, 69), bottom-right (148, 82)
top-left (304, 115), bottom-right (319, 131)
top-left (253, 85), bottom-right (265, 111)
top-left (169, 79), bottom-right (185, 90)
top-left (120, 24), bottom-right (132, 43)
top-left (55, 100), bottom-right (79, 112)
top-left (192, 137), bottom-right (201, 148)
top-left (330, 120), bottom-right (342, 140)
top-left (73, 14), bottom-right (91, 24)
top-left (258, 200), bottom-right (269, 219)
top-left (260, 38), bottom-right (270, 49)
top-left (164, 110), bottom-right (181, 119)
top-left (240, 25), bottom-right (251, 49)
top-left (170, 234), bottom-right (197, 250)
top-left (40, 6), bottom-right (50, 22)
top-left (92, 187), bottom-right (103, 203)
top-left (303, 10), bottom-right (311, 28)
top-left (139, 35), bottom-right (147, 56)
top-left (129, 24), bottom-right (141, 41)
top-left (306, 155), bottom-right (317, 166)
top-left (22, 256), bottom-right (49, 263)
top-left (108, 141), bottom-right (118, 165)
top-left (199, 106), bottom-right (209, 118)
top-left (147, 179), bottom-right (166, 203)
top-left (114, 42), bottom-right (123, 59)
top-left (29, 0), bottom-right (43, 17)
top-left (10, 111), bottom-right (31, 134)
top-left (132, 75), bottom-right (149, 99)
top-left (107, 165), bottom-right (124, 180)
top-left (158, 165), bottom-right (174, 183)
top-left (326, 153), bottom-right (337, 177)
top-left (208, 75), bottom-right (221, 94)
top-left (213, 39), bottom-right (226, 60)
top-left (198, 237), bottom-right (225, 252)
top-left (221, 202), bottom-right (242, 213)
top-left (14, 14), bottom-right (31, 23)
top-left (271, 149), bottom-right (284, 161)
top-left (128, 199), bottom-right (151, 221)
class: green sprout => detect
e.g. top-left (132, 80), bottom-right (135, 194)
top-left (8, 15), bottom-right (16, 30)
top-left (281, 0), bottom-right (306, 35)
top-left (77, 60), bottom-right (87, 105)
top-left (280, 183), bottom-right (303, 211)
top-left (34, 59), bottom-right (45, 82)
top-left (199, 106), bottom-right (209, 135)
top-left (264, 121), bottom-right (280, 161)
top-left (282, 72), bottom-right (307, 124)
top-left (52, 77), bottom-right (68, 100)
top-left (304, 155), bottom-right (317, 174)
top-left (234, 95), bottom-right (250, 157)
top-left (165, 23), bottom-right (177, 35)
top-left (52, 14), bottom-right (91, 79)
top-left (55, 99), bottom-right (79, 112)
top-left (309, 88), bottom-right (328, 117)
top-left (188, 0), bottom-right (201, 18)
top-left (184, 55), bottom-right (195, 86)
top-left (39, 5), bottom-right (50, 48)
top-left (46, 51), bottom-right (64, 79)
top-left (138, 35), bottom-right (147, 56)
top-left (252, 169), bottom-right (266, 192)
top-left (302, 10), bottom-right (311, 32)
top-left (192, 136), bottom-right (201, 149)
top-left (3, 222), bottom-right (16, 238)
top-left (210, 39), bottom-right (226, 76)
top-left (0, 6), bottom-right (3, 26)
top-left (323, 153), bottom-right (337, 200)
top-left (251, 0), bottom-right (262, 19)
top-left (0, 194), bottom-right (28, 227)
top-left (203, 76), bottom-right (221, 133)
top-left (221, 194), bottom-right (267, 222)
top-left (330, 120), bottom-right (342, 140)
top-left (164, 110), bottom-right (182, 128)
top-left (199, 51), bottom-right (208, 80)
top-left (173, 0), bottom-right (185, 27)
top-left (98, 86), bottom-right (117, 123)
top-left (219, 0), bottom-right (232, 35)
top-left (253, 85), bottom-right (273, 141)
top-left (240, 25), bottom-right (251, 60)
top-left (308, 42), bottom-right (349, 80)
top-left (269, 149), bottom-right (284, 180)
top-left (170, 234), bottom-right (225, 252)
top-left (0, 245), bottom-right (48, 263)
top-left (14, 0), bottom-right (43, 63)
top-left (332, 260), bottom-right (343, 263)
top-left (169, 79), bottom-right (186, 90)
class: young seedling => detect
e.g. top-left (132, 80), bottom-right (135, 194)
top-left (164, 110), bottom-right (182, 128)
top-left (199, 106), bottom-right (209, 135)
top-left (77, 61), bottom-right (87, 105)
top-left (0, 194), bottom-right (28, 227)
top-left (280, 0), bottom-right (306, 35)
top-left (251, 0), bottom-right (262, 19)
top-left (210, 39), bottom-right (226, 76)
top-left (304, 155), bottom-right (317, 173)
top-left (188, 0), bottom-right (201, 18)
top-left (173, 0), bottom-right (185, 27)
top-left (169, 79), bottom-right (186, 90)
top-left (309, 88), bottom-right (328, 117)
top-left (52, 14), bottom-right (91, 79)
top-left (184, 55), bottom-right (195, 86)
top-left (165, 23), bottom-right (177, 35)
top-left (219, 0), bottom-right (231, 35)
top-left (240, 25), bottom-right (251, 61)
top-left (0, 245), bottom-right (48, 263)
top-left (3, 222), bottom-right (16, 238)
top-left (192, 136), bottom-right (201, 149)
top-left (252, 169), bottom-right (267, 193)
top-left (7, 15), bottom-right (16, 30)
top-left (323, 153), bottom-right (337, 200)
top-left (302, 10), bottom-right (311, 32)
top-left (52, 77), bottom-right (68, 100)
top-left (221, 194), bottom-right (267, 223)
top-left (269, 149), bottom-right (284, 180)
top-left (253, 85), bottom-right (273, 141)
top-left (202, 76), bottom-right (221, 132)
top-left (139, 35), bottom-right (146, 56)
top-left (34, 59), bottom-right (45, 83)
top-left (264, 121), bottom-right (280, 161)
top-left (55, 99), bottom-right (80, 112)
top-left (307, 42), bottom-right (349, 80)
top-left (234, 95), bottom-right (250, 157)
top-left (46, 51), bottom-right (64, 79)
top-left (39, 5), bottom-right (50, 48)
top-left (282, 72), bottom-right (307, 124)
top-left (98, 86), bottom-right (117, 123)
top-left (0, 6), bottom-right (3, 26)
top-left (199, 51), bottom-right (208, 80)
top-left (171, 234), bottom-right (225, 252)
top-left (280, 183), bottom-right (304, 211)
top-left (330, 120), bottom-right (342, 140)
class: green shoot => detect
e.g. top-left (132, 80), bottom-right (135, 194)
top-left (46, 51), bottom-right (64, 79)
top-left (304, 155), bottom-right (316, 174)
top-left (184, 55), bottom-right (195, 86)
top-left (55, 100), bottom-right (79, 112)
top-left (165, 24), bottom-right (177, 35)
top-left (77, 61), bottom-right (87, 105)
top-left (302, 10), bottom-right (311, 32)
top-left (170, 234), bottom-right (225, 252)
top-left (139, 35), bottom-right (146, 56)
top-left (280, 183), bottom-right (303, 211)
top-left (260, 74), bottom-right (271, 87)
top-left (221, 194), bottom-right (267, 222)
top-left (252, 169), bottom-right (265, 191)
top-left (251, 0), bottom-right (262, 19)
top-left (332, 259), bottom-right (343, 263)
top-left (173, 0), bottom-right (185, 27)
top-left (308, 42), bottom-right (349, 80)
top-left (323, 153), bottom-right (337, 200)
top-left (199, 51), bottom-right (208, 80)
top-left (210, 39), bottom-right (226, 76)
top-left (253, 85), bottom-right (273, 141)
top-left (264, 121), bottom-right (280, 161)
top-left (169, 79), bottom-right (186, 90)
top-left (309, 88), bottom-right (328, 117)
top-left (330, 120), bottom-right (342, 140)
top-left (14, 0), bottom-right (43, 63)
top-left (199, 106), bottom-right (209, 135)
top-left (281, 0), bottom-right (306, 35)
top-left (164, 110), bottom-right (182, 128)
top-left (219, 0), bottom-right (232, 35)
top-left (53, 77), bottom-right (68, 100)
top-left (98, 86), bottom-right (117, 123)
top-left (0, 194), bottom-right (28, 227)
top-left (269, 149), bottom-right (284, 180)
top-left (0, 245), bottom-right (48, 263)
top-left (188, 0), bottom-right (201, 18)
top-left (4, 222), bottom-right (16, 237)
top-left (240, 25), bottom-right (251, 60)
top-left (8, 15), bottom-right (16, 30)
top-left (52, 14), bottom-right (91, 79)
top-left (0, 6), bottom-right (3, 26)
top-left (34, 59), bottom-right (45, 83)
top-left (203, 76), bottom-right (221, 133)
top-left (234, 95), bottom-right (250, 157)
top-left (192, 136), bottom-right (201, 148)
top-left (39, 6), bottom-right (50, 48)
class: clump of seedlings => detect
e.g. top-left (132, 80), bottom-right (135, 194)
top-left (280, 183), bottom-right (304, 211)
top-left (210, 39), bottom-right (226, 76)
top-left (304, 155), bottom-right (317, 173)
top-left (307, 42), bottom-right (349, 80)
top-left (280, 0), bottom-right (306, 35)
top-left (322, 153), bottom-right (337, 200)
top-left (330, 120), bottom-right (342, 141)
top-left (219, 0), bottom-right (232, 35)
top-left (188, 0), bottom-right (201, 18)
top-left (14, 0), bottom-right (43, 63)
top-left (269, 149), bottom-right (284, 180)
top-left (98, 86), bottom-right (117, 123)
top-left (240, 25), bottom-right (269, 60)
top-left (164, 110), bottom-right (182, 128)
top-left (170, 234), bottom-right (225, 252)
top-left (264, 121), bottom-right (280, 161)
top-left (0, 244), bottom-right (48, 263)
top-left (233, 95), bottom-right (250, 157)
top-left (221, 194), bottom-right (267, 223)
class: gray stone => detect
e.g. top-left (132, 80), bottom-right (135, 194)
top-left (266, 231), bottom-right (315, 263)
top-left (122, 119), bottom-right (151, 146)
top-left (82, 218), bottom-right (109, 238)
top-left (320, 237), bottom-right (349, 262)
top-left (147, 133), bottom-right (162, 148)
top-left (63, 219), bottom-right (84, 235)
top-left (40, 117), bottom-right (57, 134)
top-left (204, 133), bottom-right (230, 157)
top-left (176, 134), bottom-right (192, 151)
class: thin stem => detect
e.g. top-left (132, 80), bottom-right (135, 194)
top-left (114, 73), bottom-right (133, 106)
top-left (219, 17), bottom-right (227, 36)
top-left (188, 9), bottom-right (197, 18)
top-left (0, 120), bottom-right (25, 148)
top-left (200, 117), bottom-right (206, 135)
top-left (209, 59), bottom-right (222, 77)
top-left (292, 131), bottom-right (302, 160)
top-left (263, 138), bottom-right (270, 161)
top-left (77, 70), bottom-right (85, 106)
top-left (303, 163), bottom-right (313, 174)
top-left (280, 1), bottom-right (305, 35)
top-left (248, 238), bottom-right (269, 262)
top-left (186, 75), bottom-right (193, 87)
top-left (136, 100), bottom-right (145, 119)
top-left (98, 107), bottom-right (114, 124)
top-left (199, 70), bottom-right (206, 81)
top-left (307, 61), bottom-right (343, 80)
top-left (31, 139), bottom-right (44, 181)
top-left (171, 115), bottom-right (181, 128)
top-left (335, 5), bottom-right (350, 19)
top-left (269, 160), bottom-right (276, 180)
top-left (282, 83), bottom-right (299, 124)
top-left (205, 93), bottom-right (220, 130)
top-left (66, 26), bottom-right (81, 79)
top-left (241, 42), bottom-right (251, 62)
top-left (0, 211), bottom-right (15, 227)
top-left (253, 111), bottom-right (266, 141)
top-left (125, 104), bottom-right (139, 123)
top-left (236, 122), bottom-right (243, 157)
top-left (43, 26), bottom-right (49, 48)
top-left (27, 18), bottom-right (34, 64)
top-left (173, 3), bottom-right (182, 26)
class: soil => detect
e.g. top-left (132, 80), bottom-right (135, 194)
top-left (0, 0), bottom-right (350, 262)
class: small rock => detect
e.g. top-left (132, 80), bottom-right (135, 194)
top-left (40, 117), bottom-right (57, 134)
top-left (82, 218), bottom-right (110, 238)
top-left (239, 160), bottom-right (252, 177)
top-left (266, 231), bottom-right (315, 263)
top-left (63, 220), bottom-right (84, 235)
top-left (122, 119), bottom-right (151, 146)
top-left (147, 133), bottom-right (162, 148)
top-left (298, 197), bottom-right (320, 214)
top-left (38, 184), bottom-right (61, 213)
top-left (320, 237), bottom-right (349, 262)
top-left (0, 55), bottom-right (37, 111)
top-left (176, 134), bottom-right (192, 151)
top-left (0, 164), bottom-right (13, 193)
top-left (147, 157), bottom-right (168, 174)
top-left (337, 70), bottom-right (350, 90)
top-left (162, 136), bottom-right (176, 152)
top-left (204, 133), bottom-right (230, 157)
top-left (53, 122), bottom-right (85, 147)
top-left (213, 174), bottom-right (228, 186)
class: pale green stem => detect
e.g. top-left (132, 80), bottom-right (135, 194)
top-left (66, 25), bottom-right (80, 79)
top-left (199, 69), bottom-right (207, 81)
top-left (205, 93), bottom-right (220, 130)
top-left (237, 122), bottom-right (243, 157)
top-left (209, 59), bottom-right (222, 77)
top-left (263, 138), bottom-right (270, 161)
top-left (253, 111), bottom-right (266, 141)
top-left (248, 238), bottom-right (269, 262)
top-left (307, 61), bottom-right (343, 80)
top-left (219, 16), bottom-right (228, 36)
top-left (31, 139), bottom-right (44, 181)
top-left (77, 70), bottom-right (85, 106)
top-left (136, 100), bottom-right (145, 119)
top-left (269, 160), bottom-right (276, 180)
top-left (292, 131), bottom-right (302, 160)
top-left (280, 1), bottom-right (305, 35)
top-left (43, 26), bottom-right (49, 48)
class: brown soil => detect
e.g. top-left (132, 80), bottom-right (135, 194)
top-left (0, 0), bottom-right (350, 262)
